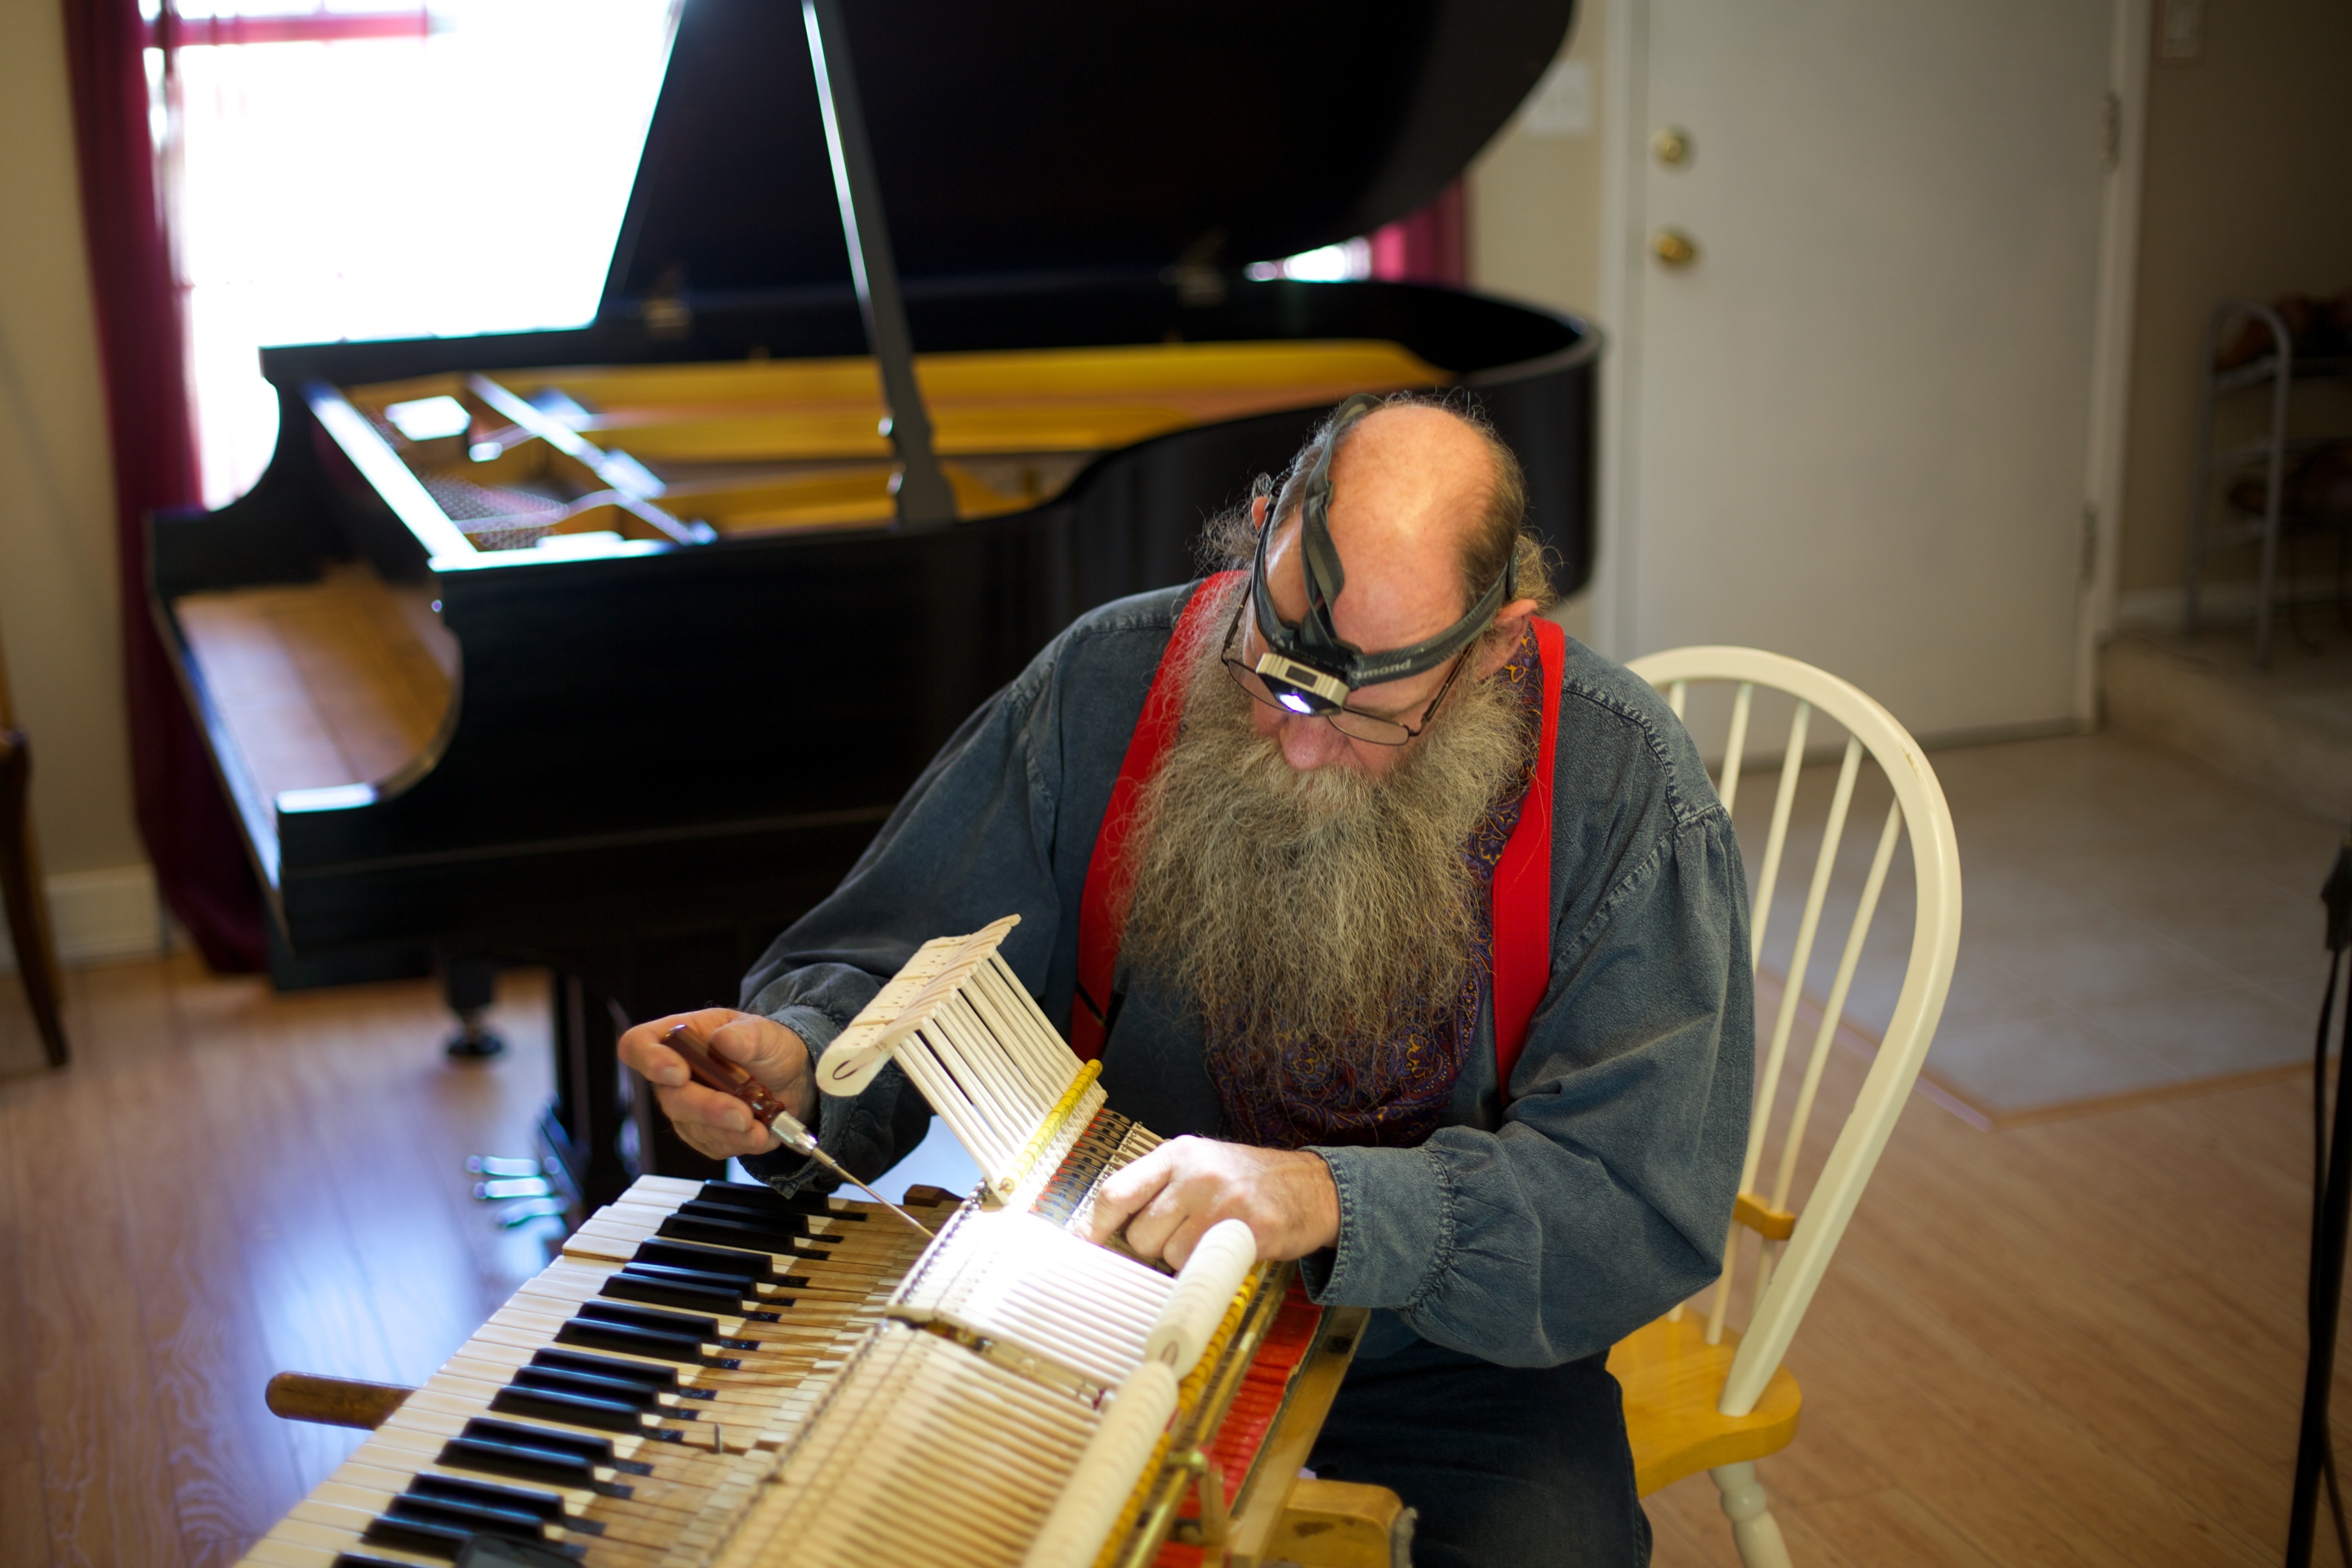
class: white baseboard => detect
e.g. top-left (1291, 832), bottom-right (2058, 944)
top-left (0, 862), bottom-right (168, 970)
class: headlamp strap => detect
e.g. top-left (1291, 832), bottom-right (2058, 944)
top-left (1293, 394), bottom-right (1380, 660)
top-left (1250, 391), bottom-right (1520, 696)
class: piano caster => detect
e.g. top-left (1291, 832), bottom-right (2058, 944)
top-left (440, 956), bottom-right (505, 1060)
top-left (446, 1007), bottom-right (506, 1059)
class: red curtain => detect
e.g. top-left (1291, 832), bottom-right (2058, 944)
top-left (1370, 179), bottom-right (1469, 287)
top-left (60, 0), bottom-right (266, 972)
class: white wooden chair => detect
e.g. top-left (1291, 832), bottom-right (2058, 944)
top-left (1612, 646), bottom-right (1962, 1566)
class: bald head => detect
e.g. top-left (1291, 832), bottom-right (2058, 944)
top-left (1262, 401), bottom-right (1516, 657)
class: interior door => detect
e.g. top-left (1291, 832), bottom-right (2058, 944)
top-left (1608, 0), bottom-right (2115, 737)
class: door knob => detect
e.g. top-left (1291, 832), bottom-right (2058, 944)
top-left (1652, 127), bottom-right (1692, 166)
top-left (1652, 229), bottom-right (1699, 268)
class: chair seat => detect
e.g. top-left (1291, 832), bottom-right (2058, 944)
top-left (1608, 1314), bottom-right (1803, 1496)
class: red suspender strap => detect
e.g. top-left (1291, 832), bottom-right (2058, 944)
top-left (1491, 617), bottom-right (1564, 1098)
top-left (1069, 572), bottom-right (1241, 1061)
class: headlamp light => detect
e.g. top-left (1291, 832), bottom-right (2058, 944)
top-left (1252, 653), bottom-right (1351, 715)
top-left (1249, 393), bottom-right (1515, 702)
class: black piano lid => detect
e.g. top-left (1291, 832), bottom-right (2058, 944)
top-left (601, 0), bottom-right (1578, 313)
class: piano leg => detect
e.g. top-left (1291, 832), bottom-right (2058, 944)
top-left (439, 952), bottom-right (506, 1058)
top-left (546, 970), bottom-right (636, 1210)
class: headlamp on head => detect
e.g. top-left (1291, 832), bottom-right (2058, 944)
top-left (1250, 394), bottom-right (1515, 710)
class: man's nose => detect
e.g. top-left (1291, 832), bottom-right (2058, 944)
top-left (1272, 710), bottom-right (1352, 771)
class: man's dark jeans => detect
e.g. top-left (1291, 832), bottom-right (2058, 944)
top-left (1307, 1338), bottom-right (1652, 1568)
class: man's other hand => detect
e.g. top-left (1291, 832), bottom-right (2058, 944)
top-left (617, 1009), bottom-right (814, 1161)
top-left (1087, 1135), bottom-right (1340, 1267)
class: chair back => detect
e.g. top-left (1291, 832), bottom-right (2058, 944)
top-left (1624, 646), bottom-right (1962, 1417)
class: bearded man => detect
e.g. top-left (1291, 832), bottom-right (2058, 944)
top-left (617, 394), bottom-right (1752, 1568)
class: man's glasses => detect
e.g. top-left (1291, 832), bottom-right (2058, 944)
top-left (1220, 604), bottom-right (1470, 746)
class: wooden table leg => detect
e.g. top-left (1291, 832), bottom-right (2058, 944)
top-left (0, 729), bottom-right (66, 1067)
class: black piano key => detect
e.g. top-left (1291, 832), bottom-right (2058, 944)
top-left (601, 1266), bottom-right (752, 1317)
top-left (695, 1180), bottom-right (841, 1218)
top-left (529, 1346), bottom-right (678, 1393)
top-left (555, 1316), bottom-right (702, 1364)
top-left (630, 1236), bottom-right (777, 1285)
top-left (491, 1383), bottom-right (655, 1434)
top-left (364, 1495), bottom-right (586, 1559)
top-left (332, 1555), bottom-right (421, 1568)
top-left (439, 1435), bottom-right (621, 1494)
top-left (575, 1298), bottom-right (721, 1341)
top-left (572, 1297), bottom-right (760, 1350)
top-left (510, 1364), bottom-right (693, 1417)
top-left (554, 1315), bottom-right (737, 1367)
top-left (675, 1199), bottom-right (808, 1235)
top-left (461, 1417), bottom-right (626, 1468)
top-left (623, 1259), bottom-right (789, 1308)
top-left (408, 1473), bottom-right (573, 1526)
top-left (451, 1538), bottom-right (582, 1568)
top-left (358, 1510), bottom-right (475, 1559)
top-left (390, 1493), bottom-right (559, 1538)
top-left (656, 1213), bottom-right (805, 1253)
top-left (447, 1419), bottom-right (649, 1482)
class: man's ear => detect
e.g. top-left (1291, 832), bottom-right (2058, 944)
top-left (1476, 599), bottom-right (1542, 679)
top-left (1250, 493), bottom-right (1270, 532)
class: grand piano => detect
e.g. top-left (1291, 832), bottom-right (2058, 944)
top-left (153, 0), bottom-right (1595, 1209)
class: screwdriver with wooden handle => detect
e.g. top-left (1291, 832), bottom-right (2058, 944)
top-left (657, 1023), bottom-right (935, 1237)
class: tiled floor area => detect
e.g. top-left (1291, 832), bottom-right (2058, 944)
top-left (1733, 728), bottom-right (2341, 1125)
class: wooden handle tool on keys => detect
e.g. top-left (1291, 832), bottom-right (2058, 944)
top-left (657, 1022), bottom-right (936, 1236)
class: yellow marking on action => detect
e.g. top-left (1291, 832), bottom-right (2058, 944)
top-left (1010, 1061), bottom-right (1103, 1189)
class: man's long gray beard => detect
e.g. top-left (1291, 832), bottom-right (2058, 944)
top-left (1120, 630), bottom-right (1530, 1055)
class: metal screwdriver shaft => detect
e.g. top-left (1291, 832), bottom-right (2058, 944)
top-left (657, 1024), bottom-right (934, 1239)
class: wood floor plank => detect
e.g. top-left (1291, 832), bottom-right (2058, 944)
top-left (286, 991), bottom-right (539, 1387)
top-left (1643, 1473), bottom-right (1747, 1568)
top-left (100, 960), bottom-right (309, 1549)
top-left (1790, 1237), bottom-right (2274, 1565)
top-left (1797, 1486), bottom-right (2008, 1568)
top-left (0, 1046), bottom-right (40, 1468)
top-left (1833, 1171), bottom-right (2299, 1527)
top-left (2, 1458), bottom-right (51, 1568)
top-left (1818, 1396), bottom-right (2136, 1568)
top-left (6, 977), bottom-right (187, 1568)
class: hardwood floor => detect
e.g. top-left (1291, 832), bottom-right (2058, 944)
top-left (0, 950), bottom-right (2341, 1566)
top-left (0, 956), bottom-right (555, 1568)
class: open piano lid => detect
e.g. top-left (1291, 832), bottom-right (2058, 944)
top-left (602, 0), bottom-right (1577, 312)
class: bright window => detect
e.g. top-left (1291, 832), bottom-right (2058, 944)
top-left (149, 1), bottom-right (679, 507)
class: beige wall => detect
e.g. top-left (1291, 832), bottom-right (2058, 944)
top-left (1466, 3), bottom-right (1605, 637)
top-left (2118, 0), bottom-right (2352, 608)
top-left (1466, 4), bottom-right (1607, 323)
top-left (0, 2), bottom-right (147, 894)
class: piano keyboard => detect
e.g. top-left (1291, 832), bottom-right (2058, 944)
top-left (236, 1177), bottom-right (960, 1568)
top-left (242, 919), bottom-right (1374, 1568)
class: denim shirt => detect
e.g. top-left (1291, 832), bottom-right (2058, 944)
top-left (742, 581), bottom-right (1753, 1369)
